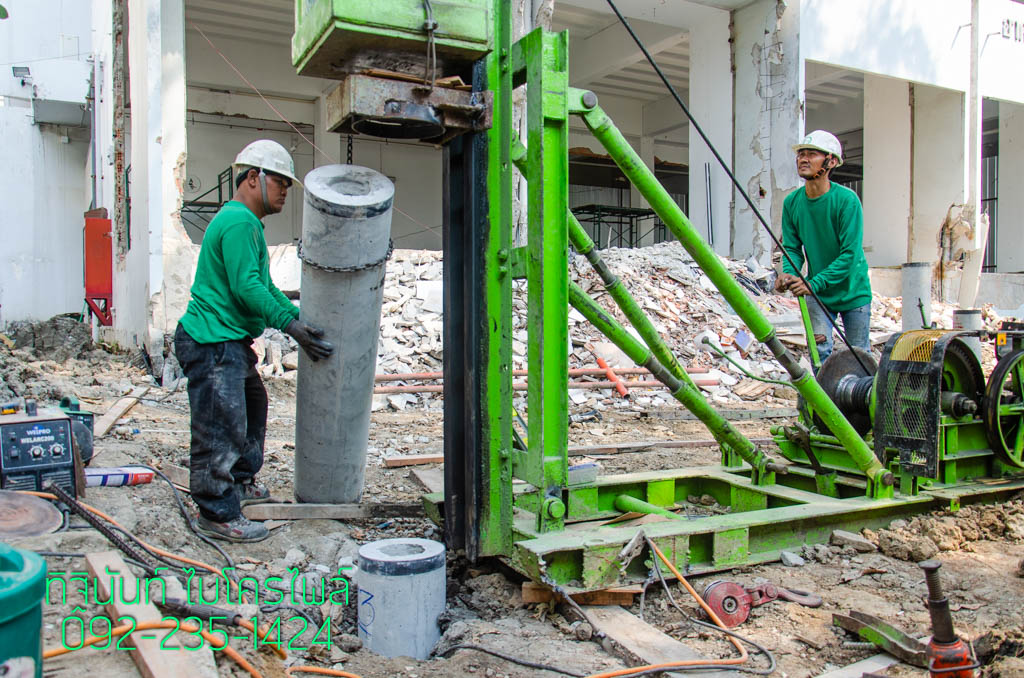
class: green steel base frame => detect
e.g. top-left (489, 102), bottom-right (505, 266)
top-left (432, 18), bottom-right (1024, 591)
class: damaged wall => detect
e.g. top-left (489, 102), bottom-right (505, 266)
top-left (732, 0), bottom-right (803, 264)
top-left (0, 0), bottom-right (93, 325)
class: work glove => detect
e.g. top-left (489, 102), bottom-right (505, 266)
top-left (286, 320), bottom-right (335, 362)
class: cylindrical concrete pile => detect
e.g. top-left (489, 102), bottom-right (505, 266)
top-left (953, 309), bottom-right (983, 361)
top-left (357, 538), bottom-right (446, 659)
top-left (901, 262), bottom-right (932, 331)
top-left (295, 165), bottom-right (394, 503)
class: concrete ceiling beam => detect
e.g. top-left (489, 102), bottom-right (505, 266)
top-left (570, 17), bottom-right (685, 87)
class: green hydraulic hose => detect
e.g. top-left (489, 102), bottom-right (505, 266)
top-left (569, 282), bottom-right (778, 475)
top-left (510, 132), bottom-right (700, 394)
top-left (578, 103), bottom-right (890, 488)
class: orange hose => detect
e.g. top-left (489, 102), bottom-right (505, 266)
top-left (595, 356), bottom-right (630, 398)
top-left (582, 540), bottom-right (748, 678)
top-left (44, 619), bottom-right (262, 677)
top-left (285, 667), bottom-right (363, 678)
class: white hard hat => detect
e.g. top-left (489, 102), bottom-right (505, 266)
top-left (792, 130), bottom-right (843, 167)
top-left (232, 139), bottom-right (301, 186)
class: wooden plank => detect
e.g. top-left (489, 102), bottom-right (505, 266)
top-left (94, 386), bottom-right (149, 438)
top-left (587, 605), bottom-right (732, 678)
top-left (813, 653), bottom-right (901, 678)
top-left (162, 463), bottom-right (190, 492)
top-left (522, 581), bottom-right (641, 606)
top-left (384, 453), bottom-right (444, 468)
top-left (411, 467), bottom-right (444, 494)
top-left (85, 551), bottom-right (207, 678)
top-left (243, 501), bottom-right (423, 521)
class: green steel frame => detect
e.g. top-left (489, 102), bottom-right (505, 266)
top-left (424, 15), bottom-right (1024, 589)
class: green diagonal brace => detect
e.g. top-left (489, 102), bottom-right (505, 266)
top-left (568, 282), bottom-right (776, 480)
top-left (576, 96), bottom-right (892, 496)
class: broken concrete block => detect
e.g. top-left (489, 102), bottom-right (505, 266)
top-left (780, 550), bottom-right (806, 567)
top-left (282, 351), bottom-right (299, 370)
top-left (830, 529), bottom-right (877, 553)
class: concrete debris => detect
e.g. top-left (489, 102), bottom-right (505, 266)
top-left (7, 314), bottom-right (93, 363)
top-left (830, 529), bottom-right (877, 553)
top-left (780, 550), bottom-right (806, 567)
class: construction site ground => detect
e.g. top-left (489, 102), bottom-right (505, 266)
top-left (6, 343), bottom-right (1024, 678)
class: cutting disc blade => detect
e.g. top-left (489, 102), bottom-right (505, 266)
top-left (0, 489), bottom-right (63, 538)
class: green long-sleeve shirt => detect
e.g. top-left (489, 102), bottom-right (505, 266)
top-left (179, 201), bottom-right (299, 343)
top-left (781, 183), bottom-right (872, 312)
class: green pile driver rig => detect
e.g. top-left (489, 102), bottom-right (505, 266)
top-left (293, 0), bottom-right (1024, 592)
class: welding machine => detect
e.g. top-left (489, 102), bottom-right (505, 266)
top-left (0, 400), bottom-right (79, 496)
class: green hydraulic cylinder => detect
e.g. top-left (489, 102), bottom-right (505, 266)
top-left (509, 133), bottom-right (701, 395)
top-left (614, 494), bottom-right (687, 521)
top-left (577, 99), bottom-right (892, 493)
top-left (568, 282), bottom-right (781, 480)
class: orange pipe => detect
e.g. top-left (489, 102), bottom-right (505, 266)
top-left (595, 355), bottom-right (630, 398)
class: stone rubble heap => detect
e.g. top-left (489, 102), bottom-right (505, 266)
top-left (245, 242), bottom-right (1004, 411)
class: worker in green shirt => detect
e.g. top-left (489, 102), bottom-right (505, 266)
top-left (774, 130), bottom-right (872, 365)
top-left (174, 140), bottom-right (334, 542)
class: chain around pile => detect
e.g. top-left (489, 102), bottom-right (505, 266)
top-left (296, 238), bottom-right (394, 273)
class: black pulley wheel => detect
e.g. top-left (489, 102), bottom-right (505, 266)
top-left (984, 348), bottom-right (1024, 468)
top-left (813, 347), bottom-right (877, 436)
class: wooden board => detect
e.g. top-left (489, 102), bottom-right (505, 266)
top-left (243, 501), bottom-right (423, 521)
top-left (94, 386), bottom-right (149, 438)
top-left (733, 379), bottom-right (776, 400)
top-left (521, 581), bottom-right (641, 606)
top-left (411, 467), bottom-right (444, 494)
top-left (85, 551), bottom-right (210, 678)
top-left (161, 463), bottom-right (190, 492)
top-left (384, 453), bottom-right (444, 468)
top-left (586, 605), bottom-right (732, 678)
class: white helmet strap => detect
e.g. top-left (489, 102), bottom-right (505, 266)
top-left (258, 170), bottom-right (271, 214)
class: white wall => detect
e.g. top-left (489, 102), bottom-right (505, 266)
top-left (0, 0), bottom-right (94, 325)
top-left (910, 84), bottom-right (965, 264)
top-left (998, 101), bottom-right (1024, 272)
top-left (801, 0), bottom-right (1024, 107)
top-left (862, 74), bottom-right (911, 267)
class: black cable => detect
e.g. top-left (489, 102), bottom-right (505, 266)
top-left (136, 463), bottom-right (236, 572)
top-left (48, 482), bottom-right (158, 576)
top-left (438, 643), bottom-right (587, 677)
top-left (603, 0), bottom-right (869, 374)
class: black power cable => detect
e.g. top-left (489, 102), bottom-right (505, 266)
top-left (603, 0), bottom-right (869, 374)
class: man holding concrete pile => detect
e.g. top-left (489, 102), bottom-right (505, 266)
top-left (774, 130), bottom-right (872, 364)
top-left (174, 139), bottom-right (334, 542)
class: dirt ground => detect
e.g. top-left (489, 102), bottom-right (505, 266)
top-left (5, 344), bottom-right (1024, 678)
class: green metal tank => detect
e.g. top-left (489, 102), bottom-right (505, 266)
top-left (0, 544), bottom-right (47, 678)
top-left (293, 0), bottom-right (493, 78)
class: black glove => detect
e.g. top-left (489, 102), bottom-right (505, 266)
top-left (286, 320), bottom-right (335, 362)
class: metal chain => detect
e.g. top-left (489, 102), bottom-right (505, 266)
top-left (297, 238), bottom-right (394, 273)
top-left (346, 135), bottom-right (353, 165)
top-left (422, 0), bottom-right (438, 89)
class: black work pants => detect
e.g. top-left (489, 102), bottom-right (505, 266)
top-left (174, 324), bottom-right (266, 522)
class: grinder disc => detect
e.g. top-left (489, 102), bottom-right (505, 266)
top-left (814, 347), bottom-right (878, 437)
top-left (0, 489), bottom-right (63, 538)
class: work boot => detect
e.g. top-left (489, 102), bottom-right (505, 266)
top-left (236, 481), bottom-right (272, 507)
top-left (196, 514), bottom-right (269, 543)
